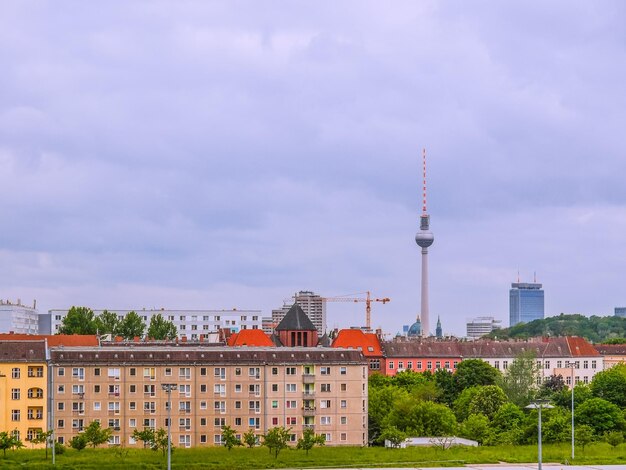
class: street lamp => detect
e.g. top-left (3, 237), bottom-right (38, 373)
top-left (569, 363), bottom-right (575, 461)
top-left (161, 383), bottom-right (178, 470)
top-left (526, 399), bottom-right (554, 470)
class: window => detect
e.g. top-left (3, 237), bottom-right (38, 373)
top-left (180, 401), bottom-right (192, 413)
top-left (72, 368), bottom-right (84, 380)
top-left (249, 417), bottom-right (260, 429)
top-left (557, 361), bottom-right (562, 368)
top-left (11, 389), bottom-right (20, 400)
top-left (369, 359), bottom-right (380, 370)
top-left (58, 402), bottom-right (65, 411)
top-left (324, 433), bottom-right (331, 442)
top-left (129, 385), bottom-right (136, 393)
top-left (544, 361), bottom-right (551, 369)
top-left (214, 384), bottom-right (226, 396)
top-left (285, 400), bottom-right (296, 409)
top-left (28, 367), bottom-right (44, 377)
top-left (93, 402), bottom-right (101, 411)
top-left (143, 368), bottom-right (156, 380)
top-left (417, 361), bottom-right (422, 369)
top-left (58, 368), bottom-right (65, 376)
top-left (179, 368), bottom-right (191, 379)
top-left (179, 435), bottom-right (191, 448)
top-left (129, 402), bottom-right (136, 411)
top-left (272, 400), bottom-right (279, 409)
top-left (388, 361), bottom-right (394, 370)
top-left (179, 384), bottom-right (192, 397)
top-left (321, 416), bottom-right (331, 425)
top-left (180, 418), bottom-right (191, 430)
top-left (235, 384), bottom-right (242, 393)
top-left (286, 417), bottom-right (297, 426)
top-left (28, 388), bottom-right (44, 399)
top-left (286, 367), bottom-right (296, 375)
top-left (320, 367), bottom-right (331, 375)
top-left (235, 418), bottom-right (242, 426)
top-left (398, 361), bottom-right (404, 369)
top-left (94, 385), bottom-right (101, 393)
top-left (234, 401), bottom-right (241, 409)
top-left (200, 435), bottom-right (207, 444)
top-left (321, 384), bottom-right (331, 392)
top-left (165, 368), bottom-right (172, 376)
top-left (340, 367), bottom-right (347, 375)
top-left (107, 368), bottom-right (120, 380)
top-left (58, 385), bottom-right (65, 394)
top-left (503, 361), bottom-right (508, 370)
top-left (200, 401), bottom-right (207, 410)
top-left (58, 419), bottom-right (65, 428)
top-left (592, 360), bottom-right (597, 369)
top-left (249, 384), bottom-right (260, 396)
top-left (272, 384), bottom-right (279, 392)
top-left (320, 400), bottom-right (331, 409)
top-left (272, 367), bottom-right (278, 375)
top-left (11, 410), bottom-right (20, 421)
top-left (341, 416), bottom-right (347, 425)
top-left (108, 402), bottom-right (121, 413)
top-left (444, 361), bottom-right (450, 369)
top-left (341, 433), bottom-right (347, 441)
top-left (72, 385), bottom-right (84, 395)
top-left (214, 368), bottom-right (225, 380)
top-left (583, 360), bottom-right (588, 369)
top-left (407, 361), bottom-right (413, 369)
top-left (286, 384), bottom-right (296, 392)
top-left (272, 417), bottom-right (279, 425)
top-left (249, 367), bottom-right (260, 378)
top-left (427, 361), bottom-right (432, 370)
top-left (129, 368), bottom-right (136, 376)
top-left (340, 383), bottom-right (347, 392)
top-left (494, 360), bottom-right (500, 369)
top-left (144, 384), bottom-right (156, 397)
top-left (341, 400), bottom-right (347, 408)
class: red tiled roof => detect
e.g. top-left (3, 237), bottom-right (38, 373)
top-left (227, 329), bottom-right (274, 347)
top-left (0, 334), bottom-right (99, 347)
top-left (331, 329), bottom-right (382, 357)
top-left (566, 336), bottom-right (601, 357)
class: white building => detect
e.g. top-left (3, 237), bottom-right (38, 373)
top-left (466, 316), bottom-right (502, 339)
top-left (0, 299), bottom-right (40, 334)
top-left (272, 291), bottom-right (326, 334)
top-left (46, 308), bottom-right (262, 339)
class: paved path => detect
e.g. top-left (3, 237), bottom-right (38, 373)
top-left (311, 466), bottom-right (626, 470)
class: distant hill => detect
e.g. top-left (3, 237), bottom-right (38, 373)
top-left (485, 313), bottom-right (626, 343)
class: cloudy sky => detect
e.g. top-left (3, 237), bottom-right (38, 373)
top-left (1, 1), bottom-right (625, 335)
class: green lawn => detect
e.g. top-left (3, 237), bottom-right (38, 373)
top-left (2, 442), bottom-right (626, 469)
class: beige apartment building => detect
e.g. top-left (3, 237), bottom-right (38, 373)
top-left (49, 347), bottom-right (367, 447)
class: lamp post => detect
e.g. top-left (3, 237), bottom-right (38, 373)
top-left (570, 363), bottom-right (575, 461)
top-left (526, 399), bottom-right (554, 470)
top-left (161, 383), bottom-right (178, 470)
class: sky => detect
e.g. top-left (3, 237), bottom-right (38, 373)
top-left (1, 1), bottom-right (625, 336)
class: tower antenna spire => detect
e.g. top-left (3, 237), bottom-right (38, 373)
top-left (422, 148), bottom-right (427, 214)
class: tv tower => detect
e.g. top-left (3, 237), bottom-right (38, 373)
top-left (415, 148), bottom-right (434, 337)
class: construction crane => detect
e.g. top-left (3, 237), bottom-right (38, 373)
top-left (281, 291), bottom-right (390, 331)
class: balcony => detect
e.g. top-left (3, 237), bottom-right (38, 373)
top-left (302, 391), bottom-right (315, 398)
top-left (303, 424), bottom-right (315, 430)
top-left (143, 409), bottom-right (156, 415)
top-left (302, 406), bottom-right (316, 416)
top-left (302, 374), bottom-right (315, 384)
top-left (179, 408), bottom-right (192, 414)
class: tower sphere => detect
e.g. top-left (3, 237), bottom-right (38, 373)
top-left (415, 230), bottom-right (434, 248)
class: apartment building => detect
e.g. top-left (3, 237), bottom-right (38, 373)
top-left (44, 309), bottom-right (263, 338)
top-left (0, 300), bottom-right (40, 334)
top-left (49, 347), bottom-right (367, 447)
top-left (0, 340), bottom-right (47, 445)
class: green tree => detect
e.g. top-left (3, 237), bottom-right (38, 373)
top-left (31, 430), bottom-right (53, 459)
top-left (221, 425), bottom-right (241, 451)
top-left (453, 386), bottom-right (481, 422)
top-left (553, 383), bottom-right (592, 409)
top-left (392, 370), bottom-right (432, 392)
top-left (117, 311), bottom-right (146, 339)
top-left (542, 408), bottom-right (571, 443)
top-left (576, 397), bottom-right (626, 435)
top-left (368, 373), bottom-right (392, 388)
top-left (0, 432), bottom-right (22, 457)
top-left (605, 430), bottom-right (624, 449)
top-left (434, 369), bottom-right (457, 406)
top-left (94, 310), bottom-right (120, 336)
top-left (262, 426), bottom-right (291, 459)
top-left (368, 385), bottom-right (409, 443)
top-left (591, 364), bottom-right (626, 407)
top-left (492, 403), bottom-right (525, 433)
top-left (69, 434), bottom-right (88, 451)
top-left (132, 428), bottom-right (155, 449)
top-left (575, 424), bottom-right (594, 453)
top-left (83, 420), bottom-right (113, 448)
top-left (151, 428), bottom-right (170, 456)
top-left (387, 400), bottom-right (457, 437)
top-left (379, 426), bottom-right (407, 448)
top-left (467, 385), bottom-right (508, 420)
top-left (147, 313), bottom-right (178, 340)
top-left (538, 374), bottom-right (566, 398)
top-left (58, 306), bottom-right (97, 335)
top-left (296, 427), bottom-right (325, 454)
top-left (454, 359), bottom-right (501, 393)
top-left (243, 429), bottom-right (257, 448)
top-left (460, 414), bottom-right (491, 445)
top-left (498, 351), bottom-right (539, 407)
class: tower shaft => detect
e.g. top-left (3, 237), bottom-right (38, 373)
top-left (420, 246), bottom-right (429, 338)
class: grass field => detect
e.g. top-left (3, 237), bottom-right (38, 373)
top-left (1, 442), bottom-right (625, 469)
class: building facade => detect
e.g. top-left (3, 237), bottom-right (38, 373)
top-left (509, 282), bottom-right (544, 327)
top-left (272, 291), bottom-right (326, 335)
top-left (45, 309), bottom-right (262, 338)
top-left (615, 307), bottom-right (626, 317)
top-left (50, 347), bottom-right (367, 447)
top-left (0, 300), bottom-right (40, 334)
top-left (466, 316), bottom-right (502, 339)
top-left (0, 340), bottom-right (47, 445)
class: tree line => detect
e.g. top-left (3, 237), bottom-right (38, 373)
top-left (58, 306), bottom-right (177, 340)
top-left (369, 356), bottom-right (626, 448)
top-left (485, 313), bottom-right (626, 343)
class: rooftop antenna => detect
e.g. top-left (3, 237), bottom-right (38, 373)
top-left (422, 148), bottom-right (427, 214)
top-left (534, 271), bottom-right (537, 283)
top-left (517, 269), bottom-right (520, 283)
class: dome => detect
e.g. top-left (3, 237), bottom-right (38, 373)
top-left (407, 318), bottom-right (422, 337)
top-left (415, 230), bottom-right (434, 248)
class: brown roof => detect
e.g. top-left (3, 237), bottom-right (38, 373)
top-left (0, 340), bottom-right (47, 362)
top-left (567, 336), bottom-right (601, 357)
top-left (331, 329), bottom-right (383, 357)
top-left (0, 334), bottom-right (99, 347)
top-left (458, 337), bottom-right (599, 359)
top-left (50, 346), bottom-right (365, 365)
top-left (382, 341), bottom-right (462, 358)
top-left (594, 344), bottom-right (626, 356)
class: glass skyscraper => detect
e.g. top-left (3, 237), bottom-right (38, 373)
top-left (509, 282), bottom-right (544, 327)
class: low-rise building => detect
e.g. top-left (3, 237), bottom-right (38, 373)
top-left (50, 346), bottom-right (367, 447)
top-left (381, 341), bottom-right (461, 375)
top-left (0, 340), bottom-right (47, 445)
top-left (594, 344), bottom-right (626, 369)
